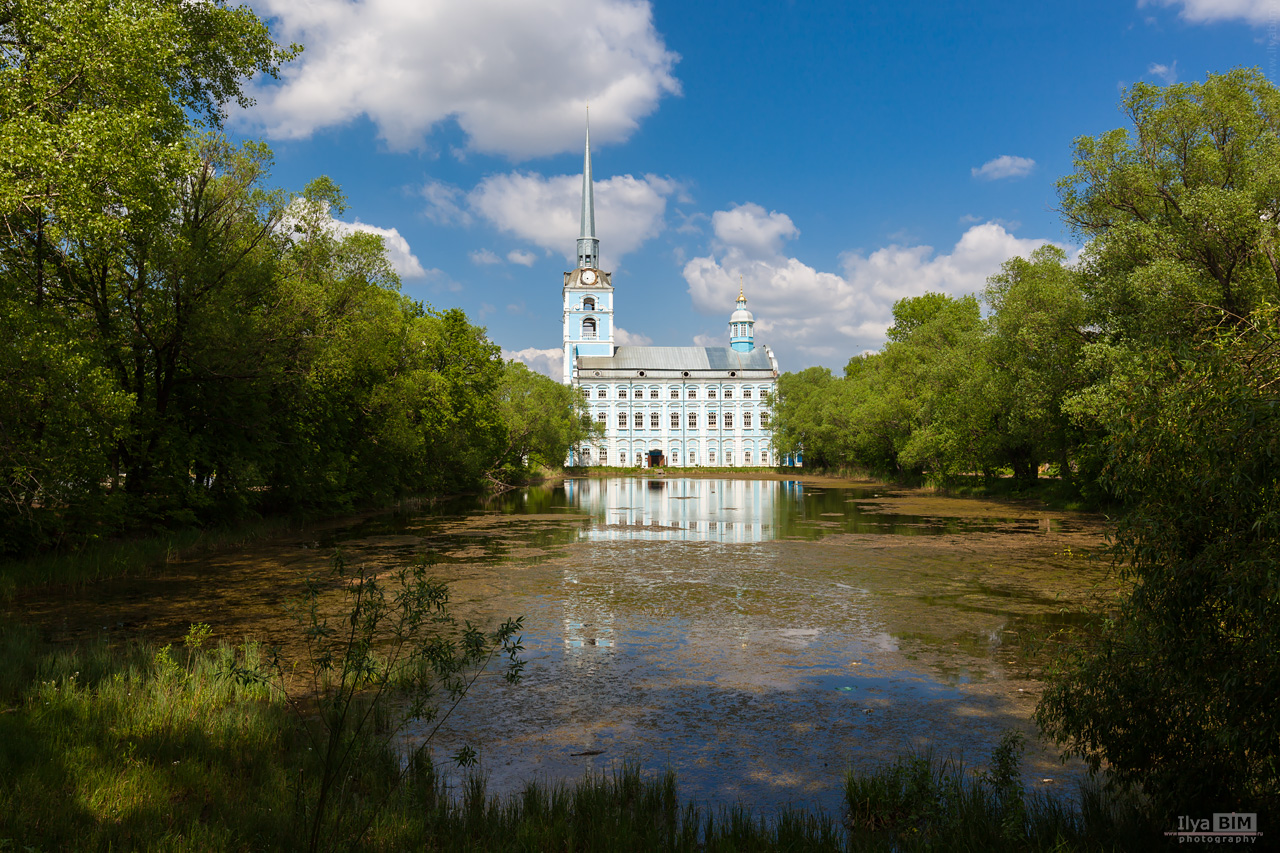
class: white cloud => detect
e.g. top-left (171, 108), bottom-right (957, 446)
top-left (466, 171), bottom-right (677, 268)
top-left (1148, 61), bottom-right (1179, 83)
top-left (470, 248), bottom-right (502, 265)
top-left (971, 155), bottom-right (1036, 181)
top-left (711, 203), bottom-right (798, 258)
top-left (1139, 0), bottom-right (1273, 25)
top-left (614, 326), bottom-right (653, 346)
top-left (243, 0), bottom-right (680, 158)
top-left (421, 179), bottom-right (472, 225)
top-left (683, 202), bottom-right (1072, 366)
top-left (507, 249), bottom-right (537, 266)
top-left (504, 346), bottom-right (563, 382)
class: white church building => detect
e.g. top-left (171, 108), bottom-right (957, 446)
top-left (562, 120), bottom-right (782, 468)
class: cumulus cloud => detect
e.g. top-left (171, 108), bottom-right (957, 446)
top-left (971, 155), bottom-right (1036, 181)
top-left (504, 346), bottom-right (563, 382)
top-left (507, 249), bottom-right (538, 266)
top-left (614, 327), bottom-right (653, 346)
top-left (466, 171), bottom-right (678, 268)
top-left (470, 249), bottom-right (502, 265)
top-left (1139, 0), bottom-right (1273, 25)
top-left (711, 203), bottom-right (798, 258)
top-left (1148, 61), bottom-right (1179, 83)
top-left (243, 0), bottom-right (680, 158)
top-left (684, 202), bottom-right (1072, 365)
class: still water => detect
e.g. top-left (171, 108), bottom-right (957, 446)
top-left (23, 476), bottom-right (1111, 815)
top-left (345, 476), bottom-right (1107, 814)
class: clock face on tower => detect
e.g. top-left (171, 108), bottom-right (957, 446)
top-left (581, 269), bottom-right (597, 285)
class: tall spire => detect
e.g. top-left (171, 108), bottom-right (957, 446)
top-left (576, 108), bottom-right (600, 270)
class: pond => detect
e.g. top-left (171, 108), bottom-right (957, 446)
top-left (19, 475), bottom-right (1112, 816)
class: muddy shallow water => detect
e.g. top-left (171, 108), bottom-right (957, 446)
top-left (18, 476), bottom-right (1113, 815)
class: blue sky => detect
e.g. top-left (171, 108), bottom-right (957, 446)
top-left (233, 0), bottom-right (1272, 378)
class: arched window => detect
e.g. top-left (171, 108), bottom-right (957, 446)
top-left (581, 317), bottom-right (597, 340)
top-left (583, 297), bottom-right (595, 310)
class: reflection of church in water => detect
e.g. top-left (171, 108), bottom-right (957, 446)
top-left (556, 477), bottom-right (803, 654)
top-left (566, 478), bottom-right (793, 544)
top-left (562, 116), bottom-right (794, 468)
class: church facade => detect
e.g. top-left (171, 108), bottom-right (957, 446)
top-left (562, 120), bottom-right (781, 468)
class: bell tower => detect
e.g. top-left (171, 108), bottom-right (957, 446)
top-left (562, 110), bottom-right (613, 383)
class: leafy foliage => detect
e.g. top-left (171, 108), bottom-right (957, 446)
top-left (266, 551), bottom-right (525, 852)
top-left (1037, 308), bottom-right (1280, 814)
top-left (0, 2), bottom-right (590, 556)
top-left (494, 360), bottom-right (597, 478)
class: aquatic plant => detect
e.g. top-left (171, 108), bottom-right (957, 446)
top-left (260, 550), bottom-right (526, 852)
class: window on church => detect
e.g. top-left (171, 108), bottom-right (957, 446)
top-left (583, 297), bottom-right (595, 310)
top-left (597, 411), bottom-right (606, 424)
top-left (618, 388), bottom-right (627, 399)
top-left (649, 388), bottom-right (658, 399)
top-left (634, 412), bottom-right (644, 429)
top-left (689, 450), bottom-right (697, 464)
top-left (635, 451), bottom-right (643, 466)
top-left (708, 412), bottom-right (717, 428)
top-left (598, 388), bottom-right (606, 398)
top-left (650, 412), bottom-right (659, 428)
top-left (743, 388), bottom-right (752, 399)
top-left (724, 412), bottom-right (734, 429)
top-left (688, 412), bottom-right (697, 429)
top-left (671, 450), bottom-right (678, 465)
top-left (688, 388), bottom-right (697, 399)
top-left (670, 412), bottom-right (679, 429)
top-left (726, 451), bottom-right (734, 466)
top-left (744, 412), bottom-right (752, 428)
top-left (582, 387), bottom-right (589, 398)
top-left (745, 450), bottom-right (752, 464)
top-left (707, 388), bottom-right (717, 399)
top-left (761, 412), bottom-right (771, 427)
top-left (709, 449), bottom-right (716, 464)
top-left (600, 449), bottom-right (607, 464)
top-left (670, 387), bottom-right (678, 398)
top-left (761, 450), bottom-right (769, 465)
top-left (581, 317), bottom-right (597, 339)
top-left (618, 412), bottom-right (627, 428)
top-left (724, 388), bottom-right (733, 399)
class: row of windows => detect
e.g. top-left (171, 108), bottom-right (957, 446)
top-left (579, 449), bottom-right (769, 466)
top-left (584, 386), bottom-right (767, 400)
top-left (731, 323), bottom-right (752, 337)
top-left (595, 411), bottom-right (770, 429)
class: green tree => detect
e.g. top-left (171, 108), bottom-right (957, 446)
top-left (1037, 308), bottom-right (1280, 814)
top-left (494, 361), bottom-right (595, 478)
top-left (983, 246), bottom-right (1088, 484)
top-left (0, 0), bottom-right (292, 548)
top-left (1038, 69), bottom-right (1280, 815)
top-left (1060, 67), bottom-right (1280, 345)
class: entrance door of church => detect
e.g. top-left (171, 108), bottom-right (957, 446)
top-left (647, 449), bottom-right (666, 468)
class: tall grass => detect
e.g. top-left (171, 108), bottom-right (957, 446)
top-left (0, 624), bottom-right (1156, 851)
top-left (844, 734), bottom-right (1153, 851)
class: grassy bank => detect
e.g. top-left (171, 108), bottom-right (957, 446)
top-left (0, 624), bottom-right (1156, 852)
